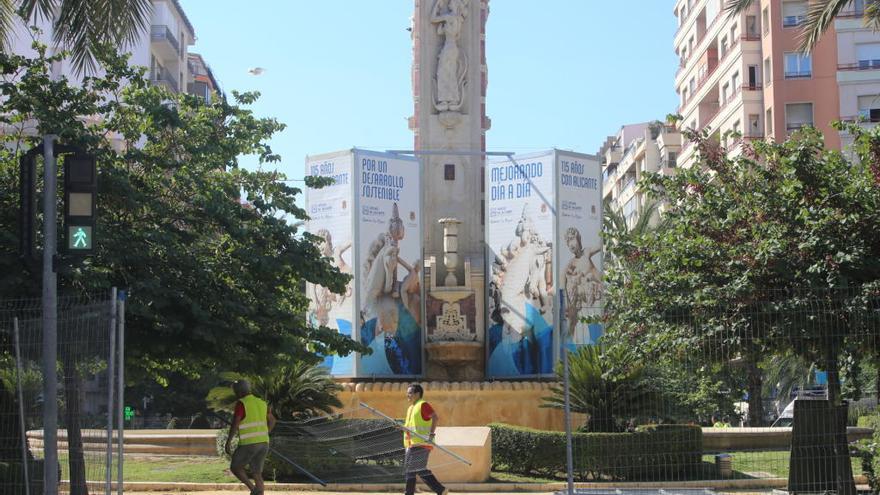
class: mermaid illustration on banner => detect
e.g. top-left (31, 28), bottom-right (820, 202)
top-left (487, 203), bottom-right (554, 377)
top-left (360, 203), bottom-right (422, 375)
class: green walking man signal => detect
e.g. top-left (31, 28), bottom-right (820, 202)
top-left (61, 150), bottom-right (97, 255)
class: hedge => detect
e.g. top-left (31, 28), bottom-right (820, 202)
top-left (490, 423), bottom-right (703, 481)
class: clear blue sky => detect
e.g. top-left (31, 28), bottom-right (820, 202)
top-left (181, 1), bottom-right (680, 180)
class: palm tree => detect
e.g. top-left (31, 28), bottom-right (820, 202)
top-left (543, 344), bottom-right (660, 432)
top-left (0, 0), bottom-right (152, 73)
top-left (206, 362), bottom-right (343, 421)
top-left (726, 0), bottom-right (880, 52)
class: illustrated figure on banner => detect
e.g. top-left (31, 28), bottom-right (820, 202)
top-left (560, 227), bottom-right (602, 344)
top-left (431, 0), bottom-right (468, 112)
top-left (361, 203), bottom-right (422, 375)
top-left (311, 229), bottom-right (352, 327)
top-left (487, 204), bottom-right (554, 376)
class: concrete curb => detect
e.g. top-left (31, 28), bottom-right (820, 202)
top-left (89, 476), bottom-right (868, 492)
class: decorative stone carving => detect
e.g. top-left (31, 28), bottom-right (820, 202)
top-left (436, 302), bottom-right (468, 340)
top-left (439, 217), bottom-right (462, 286)
top-left (431, 0), bottom-right (468, 114)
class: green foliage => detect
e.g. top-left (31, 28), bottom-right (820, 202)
top-left (206, 363), bottom-right (342, 421)
top-left (603, 124), bottom-right (880, 425)
top-left (855, 412), bottom-right (879, 494)
top-left (543, 344), bottom-right (660, 432)
top-left (0, 46), bottom-right (367, 386)
top-left (489, 423), bottom-right (702, 481)
top-left (859, 414), bottom-right (880, 430)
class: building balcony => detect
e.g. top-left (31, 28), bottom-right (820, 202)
top-left (151, 67), bottom-right (179, 93)
top-left (839, 60), bottom-right (880, 71)
top-left (786, 123), bottom-right (812, 132)
top-left (784, 71), bottom-right (813, 79)
top-left (679, 38), bottom-right (743, 113)
top-left (151, 25), bottom-right (180, 61)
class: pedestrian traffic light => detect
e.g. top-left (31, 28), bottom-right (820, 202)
top-left (62, 153), bottom-right (97, 255)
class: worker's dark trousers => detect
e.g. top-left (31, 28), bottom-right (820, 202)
top-left (404, 447), bottom-right (445, 495)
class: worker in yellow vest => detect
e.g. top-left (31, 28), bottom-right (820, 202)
top-left (403, 384), bottom-right (448, 495)
top-left (225, 379), bottom-right (276, 495)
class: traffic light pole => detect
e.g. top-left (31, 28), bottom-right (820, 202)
top-left (41, 134), bottom-right (59, 495)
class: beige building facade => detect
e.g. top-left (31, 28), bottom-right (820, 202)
top-left (599, 122), bottom-right (680, 228)
top-left (8, 0), bottom-right (199, 96)
top-left (674, 0), bottom-right (880, 168)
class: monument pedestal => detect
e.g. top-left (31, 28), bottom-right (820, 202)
top-left (424, 255), bottom-right (485, 381)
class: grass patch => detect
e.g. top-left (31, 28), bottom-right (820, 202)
top-left (119, 455), bottom-right (234, 483)
top-left (489, 471), bottom-right (558, 483)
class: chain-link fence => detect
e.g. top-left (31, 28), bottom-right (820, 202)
top-left (495, 286), bottom-right (880, 494)
top-left (0, 290), bottom-right (123, 495)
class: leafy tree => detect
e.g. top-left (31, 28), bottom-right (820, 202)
top-left (206, 363), bottom-right (342, 421)
top-left (605, 124), bottom-right (880, 429)
top-left (0, 45), bottom-right (366, 490)
top-left (543, 344), bottom-right (659, 432)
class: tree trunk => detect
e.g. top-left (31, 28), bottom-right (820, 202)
top-left (746, 357), bottom-right (765, 426)
top-left (63, 358), bottom-right (89, 495)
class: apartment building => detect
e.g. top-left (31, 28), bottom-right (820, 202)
top-left (836, 0), bottom-right (880, 150)
top-left (8, 0), bottom-right (196, 95)
top-left (187, 53), bottom-right (223, 102)
top-left (599, 122), bottom-right (681, 228)
top-left (673, 0), bottom-right (880, 168)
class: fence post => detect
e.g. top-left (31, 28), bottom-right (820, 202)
top-left (13, 317), bottom-right (31, 495)
top-left (105, 288), bottom-right (117, 495)
top-left (41, 134), bottom-right (59, 495)
top-left (116, 290), bottom-right (125, 495)
top-left (563, 344), bottom-right (574, 495)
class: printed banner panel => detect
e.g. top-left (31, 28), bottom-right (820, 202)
top-left (556, 152), bottom-right (604, 347)
top-left (356, 151), bottom-right (423, 377)
top-left (306, 153), bottom-right (356, 377)
top-left (485, 152), bottom-right (556, 378)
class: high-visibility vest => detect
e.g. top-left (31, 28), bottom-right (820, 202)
top-left (403, 399), bottom-right (433, 449)
top-left (237, 395), bottom-right (269, 445)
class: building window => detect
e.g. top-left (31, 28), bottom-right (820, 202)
top-left (784, 52), bottom-right (812, 78)
top-left (766, 108), bottom-right (773, 134)
top-left (730, 23), bottom-right (738, 42)
top-left (722, 82), bottom-right (730, 103)
top-left (444, 163), bottom-right (455, 180)
top-left (856, 42), bottom-right (880, 69)
top-left (689, 76), bottom-right (696, 93)
top-left (857, 95), bottom-right (880, 122)
top-left (666, 152), bottom-right (678, 168)
top-left (720, 36), bottom-right (729, 58)
top-left (749, 114), bottom-right (761, 136)
top-left (731, 71), bottom-right (740, 92)
top-left (785, 102), bottom-right (813, 131)
top-left (762, 7), bottom-right (770, 35)
top-left (764, 57), bottom-right (772, 85)
top-left (782, 1), bottom-right (807, 27)
top-left (623, 197), bottom-right (638, 224)
top-left (747, 15), bottom-right (758, 37)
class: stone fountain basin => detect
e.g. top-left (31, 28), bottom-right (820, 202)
top-left (425, 341), bottom-right (483, 363)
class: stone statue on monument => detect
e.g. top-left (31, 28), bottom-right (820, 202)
top-left (431, 0), bottom-right (468, 113)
